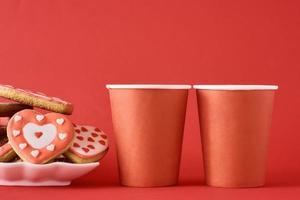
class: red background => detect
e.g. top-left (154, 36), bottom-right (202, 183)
top-left (0, 0), bottom-right (300, 199)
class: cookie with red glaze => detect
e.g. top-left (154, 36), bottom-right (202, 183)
top-left (64, 125), bottom-right (108, 163)
top-left (7, 109), bottom-right (75, 164)
top-left (0, 127), bottom-right (17, 162)
top-left (0, 143), bottom-right (16, 162)
top-left (0, 117), bottom-right (9, 135)
top-left (0, 84), bottom-right (73, 114)
top-left (0, 117), bottom-right (17, 162)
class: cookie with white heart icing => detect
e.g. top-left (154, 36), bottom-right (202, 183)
top-left (7, 109), bottom-right (75, 164)
top-left (64, 125), bottom-right (108, 163)
top-left (0, 84), bottom-right (73, 114)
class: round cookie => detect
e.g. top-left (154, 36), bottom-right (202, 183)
top-left (64, 125), bottom-right (108, 163)
top-left (0, 117), bottom-right (9, 126)
top-left (0, 102), bottom-right (32, 117)
top-left (0, 128), bottom-right (17, 162)
top-left (7, 109), bottom-right (75, 164)
top-left (0, 84), bottom-right (73, 115)
top-left (0, 117), bottom-right (9, 135)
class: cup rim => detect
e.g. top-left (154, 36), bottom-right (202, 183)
top-left (106, 84), bottom-right (192, 89)
top-left (193, 85), bottom-right (278, 90)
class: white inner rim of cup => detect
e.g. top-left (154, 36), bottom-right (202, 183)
top-left (106, 84), bottom-right (192, 89)
top-left (193, 85), bottom-right (278, 90)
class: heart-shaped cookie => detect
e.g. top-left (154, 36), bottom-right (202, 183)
top-left (7, 109), bottom-right (75, 164)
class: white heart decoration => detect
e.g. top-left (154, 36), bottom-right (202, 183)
top-left (58, 133), bottom-right (67, 140)
top-left (13, 130), bottom-right (20, 137)
top-left (14, 115), bottom-right (22, 122)
top-left (22, 123), bottom-right (57, 149)
top-left (36, 115), bottom-right (45, 122)
top-left (46, 144), bottom-right (55, 151)
top-left (56, 118), bottom-right (64, 125)
top-left (31, 150), bottom-right (40, 158)
top-left (19, 143), bottom-right (27, 150)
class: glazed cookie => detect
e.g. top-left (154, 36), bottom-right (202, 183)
top-left (0, 128), bottom-right (17, 162)
top-left (0, 102), bottom-right (32, 117)
top-left (0, 117), bottom-right (9, 126)
top-left (0, 117), bottom-right (9, 135)
top-left (64, 125), bottom-right (108, 163)
top-left (7, 109), bottom-right (75, 164)
top-left (0, 84), bottom-right (73, 114)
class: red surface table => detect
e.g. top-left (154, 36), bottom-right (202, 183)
top-left (1, 177), bottom-right (300, 200)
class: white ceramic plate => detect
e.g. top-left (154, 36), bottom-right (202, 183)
top-left (0, 162), bottom-right (99, 186)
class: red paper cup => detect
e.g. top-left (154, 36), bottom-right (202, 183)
top-left (194, 85), bottom-right (278, 187)
top-left (107, 84), bottom-right (191, 187)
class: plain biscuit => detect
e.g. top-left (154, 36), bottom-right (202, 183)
top-left (0, 85), bottom-right (73, 115)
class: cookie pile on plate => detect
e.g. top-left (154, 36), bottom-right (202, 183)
top-left (0, 84), bottom-right (108, 164)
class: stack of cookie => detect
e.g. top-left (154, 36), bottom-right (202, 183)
top-left (0, 84), bottom-right (108, 164)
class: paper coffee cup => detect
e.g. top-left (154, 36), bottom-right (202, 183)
top-left (194, 85), bottom-right (278, 188)
top-left (107, 84), bottom-right (191, 187)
